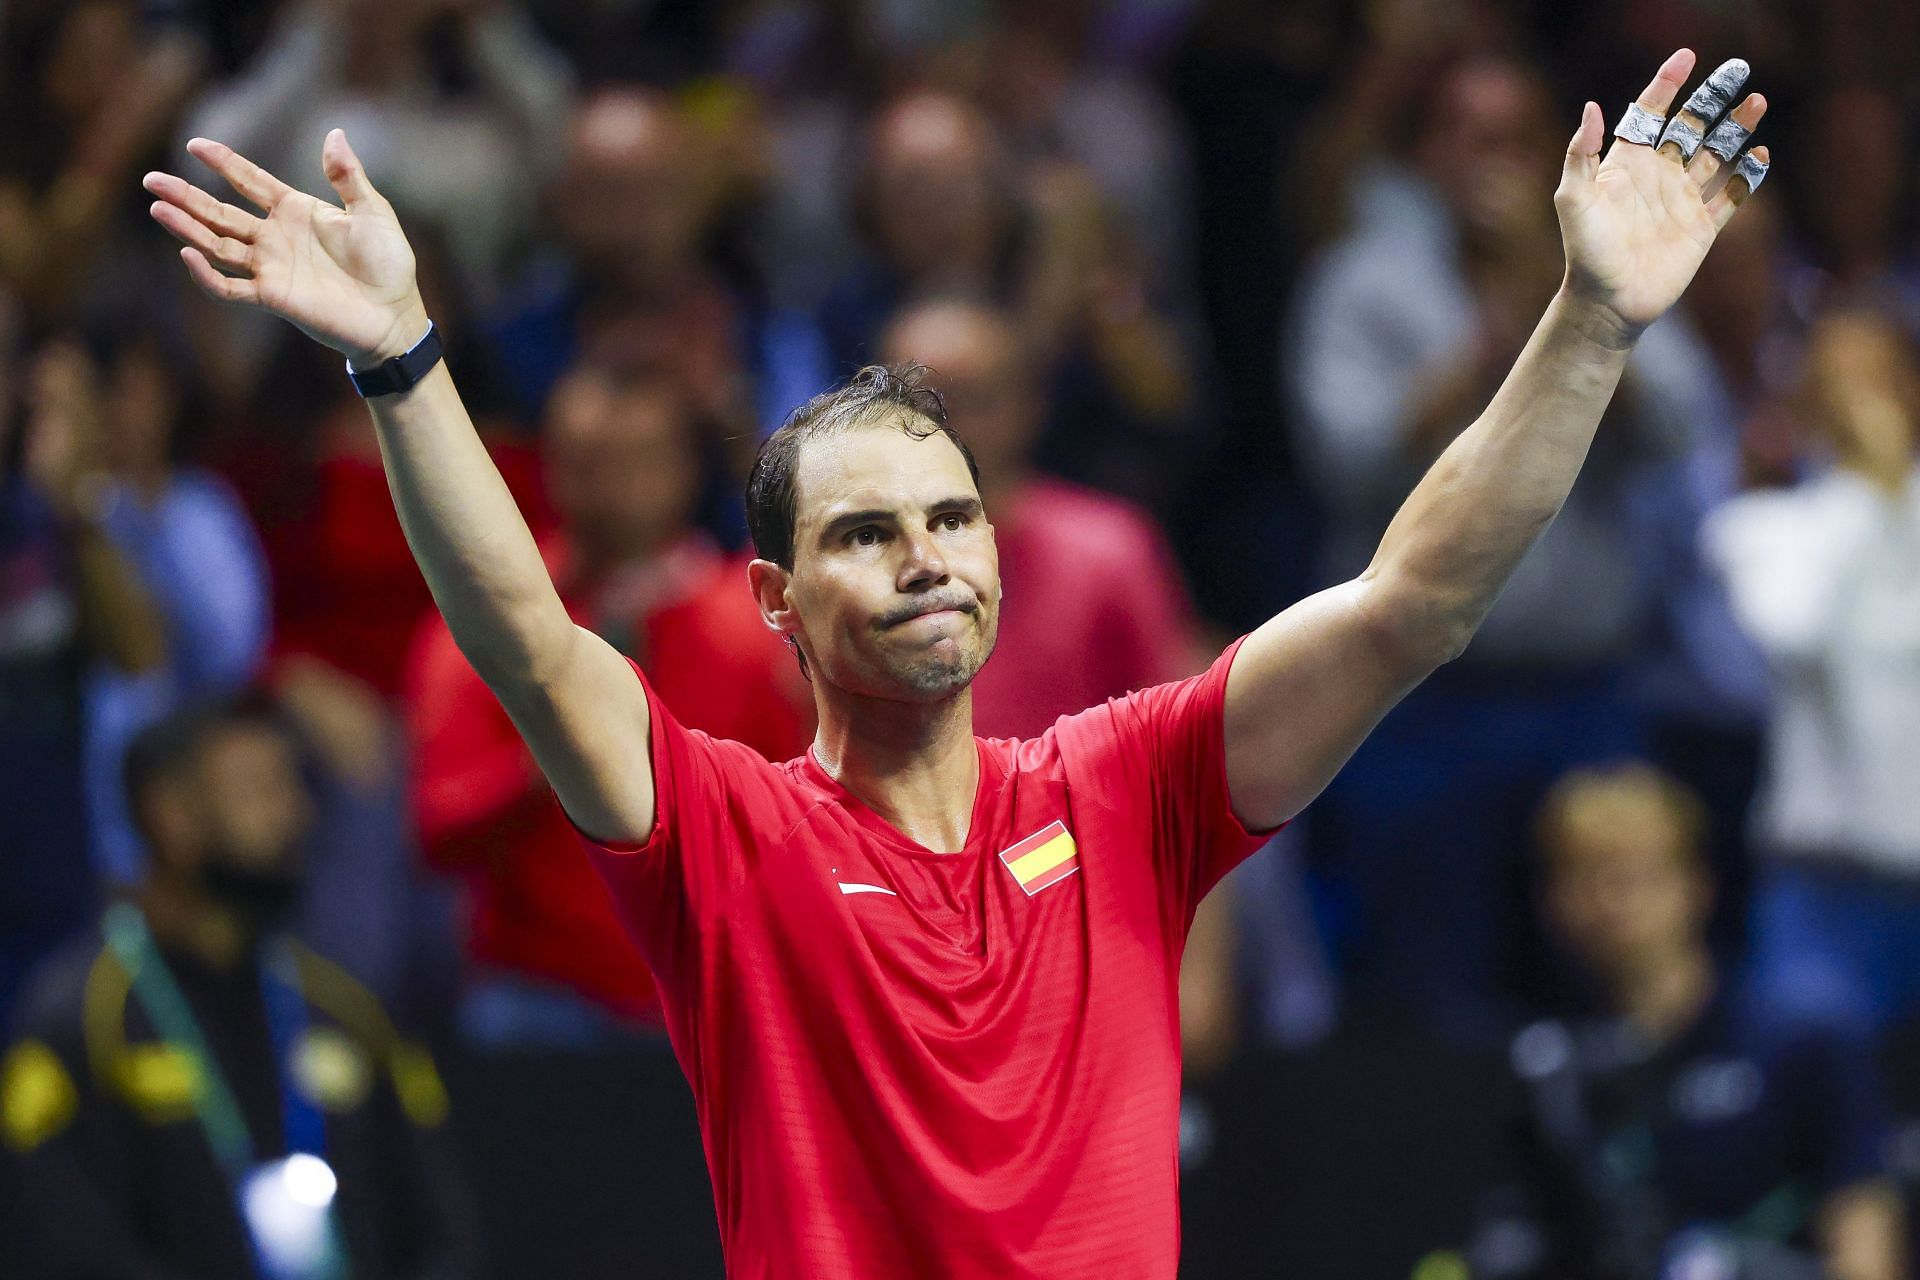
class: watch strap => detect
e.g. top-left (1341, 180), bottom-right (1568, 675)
top-left (346, 322), bottom-right (443, 398)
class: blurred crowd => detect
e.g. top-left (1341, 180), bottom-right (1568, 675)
top-left (1, 0), bottom-right (1917, 1276)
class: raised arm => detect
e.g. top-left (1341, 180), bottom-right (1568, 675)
top-left (143, 131), bottom-right (655, 844)
top-left (1223, 50), bottom-right (1771, 830)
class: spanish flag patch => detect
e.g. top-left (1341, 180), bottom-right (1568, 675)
top-left (999, 821), bottom-right (1080, 896)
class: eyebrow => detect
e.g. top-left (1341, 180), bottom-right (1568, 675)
top-left (817, 495), bottom-right (982, 545)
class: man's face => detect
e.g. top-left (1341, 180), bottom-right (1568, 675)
top-left (1547, 818), bottom-right (1706, 981)
top-left (558, 94), bottom-right (706, 281)
top-left (775, 422), bottom-right (999, 701)
top-left (1416, 63), bottom-right (1553, 236)
top-left (103, 343), bottom-right (177, 477)
top-left (867, 97), bottom-right (1001, 280)
top-left (192, 724), bottom-right (314, 876)
top-left (880, 306), bottom-right (1038, 485)
top-left (545, 374), bottom-right (699, 564)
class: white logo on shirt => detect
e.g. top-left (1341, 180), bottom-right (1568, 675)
top-left (837, 882), bottom-right (899, 897)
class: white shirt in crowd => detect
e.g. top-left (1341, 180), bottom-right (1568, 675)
top-left (1703, 464), bottom-right (1920, 874)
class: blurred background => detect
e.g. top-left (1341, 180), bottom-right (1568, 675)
top-left (1, 0), bottom-right (1917, 1276)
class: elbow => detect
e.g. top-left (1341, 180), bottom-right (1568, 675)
top-left (1352, 568), bottom-right (1478, 676)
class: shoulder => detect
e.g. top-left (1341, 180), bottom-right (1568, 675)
top-left (8, 929), bottom-right (112, 1046)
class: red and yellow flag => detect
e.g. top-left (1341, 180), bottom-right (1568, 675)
top-left (999, 821), bottom-right (1079, 896)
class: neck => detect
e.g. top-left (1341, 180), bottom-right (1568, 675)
top-left (137, 876), bottom-right (253, 970)
top-left (811, 685), bottom-right (979, 852)
top-left (1609, 944), bottom-right (1713, 1040)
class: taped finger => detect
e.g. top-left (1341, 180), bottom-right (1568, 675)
top-left (1677, 59), bottom-right (1750, 125)
top-left (1659, 58), bottom-right (1750, 163)
top-left (1613, 103), bottom-right (1666, 148)
top-left (1704, 117), bottom-right (1752, 163)
top-left (1658, 116), bottom-right (1707, 162)
top-left (1709, 146), bottom-right (1771, 229)
top-left (1731, 151), bottom-right (1769, 197)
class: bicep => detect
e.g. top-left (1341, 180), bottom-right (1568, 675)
top-left (492, 624), bottom-right (655, 846)
top-left (1222, 577), bottom-right (1430, 830)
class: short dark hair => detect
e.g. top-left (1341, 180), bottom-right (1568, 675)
top-left (746, 363), bottom-right (980, 569)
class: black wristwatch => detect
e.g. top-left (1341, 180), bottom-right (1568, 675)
top-left (346, 322), bottom-right (444, 398)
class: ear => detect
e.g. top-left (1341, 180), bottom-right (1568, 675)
top-left (747, 558), bottom-right (799, 638)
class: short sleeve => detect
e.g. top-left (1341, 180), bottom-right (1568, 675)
top-left (1055, 637), bottom-right (1278, 926)
top-left (561, 656), bottom-right (793, 993)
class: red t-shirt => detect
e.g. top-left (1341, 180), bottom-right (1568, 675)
top-left (571, 639), bottom-right (1269, 1278)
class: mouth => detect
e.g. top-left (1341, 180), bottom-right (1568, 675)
top-left (880, 602), bottom-right (975, 630)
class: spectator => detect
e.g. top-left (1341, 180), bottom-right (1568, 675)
top-left (406, 358), bottom-right (810, 1043)
top-left (79, 327), bottom-right (271, 886)
top-left (825, 89), bottom-right (1202, 510)
top-left (178, 0), bottom-right (573, 389)
top-left (0, 0), bottom-right (204, 326)
top-left (0, 331), bottom-right (165, 1024)
top-left (0, 693), bottom-right (478, 1279)
top-left (879, 297), bottom-right (1202, 739)
top-left (484, 84), bottom-right (802, 443)
top-left (1469, 763), bottom-right (1906, 1280)
top-left (1703, 307), bottom-right (1920, 1037)
top-left (1288, 54), bottom-right (1702, 1030)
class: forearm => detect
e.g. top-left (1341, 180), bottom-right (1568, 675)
top-left (363, 341), bottom-right (573, 688)
top-left (64, 512), bottom-right (167, 673)
top-left (1360, 287), bottom-right (1635, 662)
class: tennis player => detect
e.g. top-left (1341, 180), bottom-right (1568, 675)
top-left (144, 49), bottom-right (1770, 1279)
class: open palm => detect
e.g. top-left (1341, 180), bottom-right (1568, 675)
top-left (144, 131), bottom-right (426, 367)
top-left (1553, 51), bottom-right (1769, 336)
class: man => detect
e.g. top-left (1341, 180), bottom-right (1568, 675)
top-left (1, 695), bottom-right (475, 1278)
top-left (1705, 306), bottom-right (1920, 1036)
top-left (878, 298), bottom-right (1201, 738)
top-left (144, 48), bottom-right (1771, 1277)
top-left (407, 357), bottom-right (810, 1038)
top-left (486, 87), bottom-right (747, 417)
top-left (1, 331), bottom-right (166, 1025)
top-left (1470, 763), bottom-right (1906, 1280)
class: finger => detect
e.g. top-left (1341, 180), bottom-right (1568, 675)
top-left (1637, 48), bottom-right (1697, 116)
top-left (321, 129), bottom-right (382, 211)
top-left (149, 201), bottom-right (253, 272)
top-left (185, 137), bottom-right (293, 212)
top-left (142, 171), bottom-right (260, 243)
top-left (1708, 145), bottom-right (1770, 229)
top-left (1607, 49), bottom-right (1696, 159)
top-left (179, 246), bottom-right (259, 305)
top-left (1658, 57), bottom-right (1750, 167)
top-left (1564, 101), bottom-right (1603, 186)
top-left (1690, 92), bottom-right (1766, 193)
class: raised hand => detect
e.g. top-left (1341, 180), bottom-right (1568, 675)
top-left (143, 132), bottom-right (428, 368)
top-left (1555, 50), bottom-right (1770, 339)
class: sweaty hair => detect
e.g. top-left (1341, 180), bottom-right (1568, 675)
top-left (746, 363), bottom-right (980, 570)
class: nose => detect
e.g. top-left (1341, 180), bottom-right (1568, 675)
top-left (895, 526), bottom-right (950, 592)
